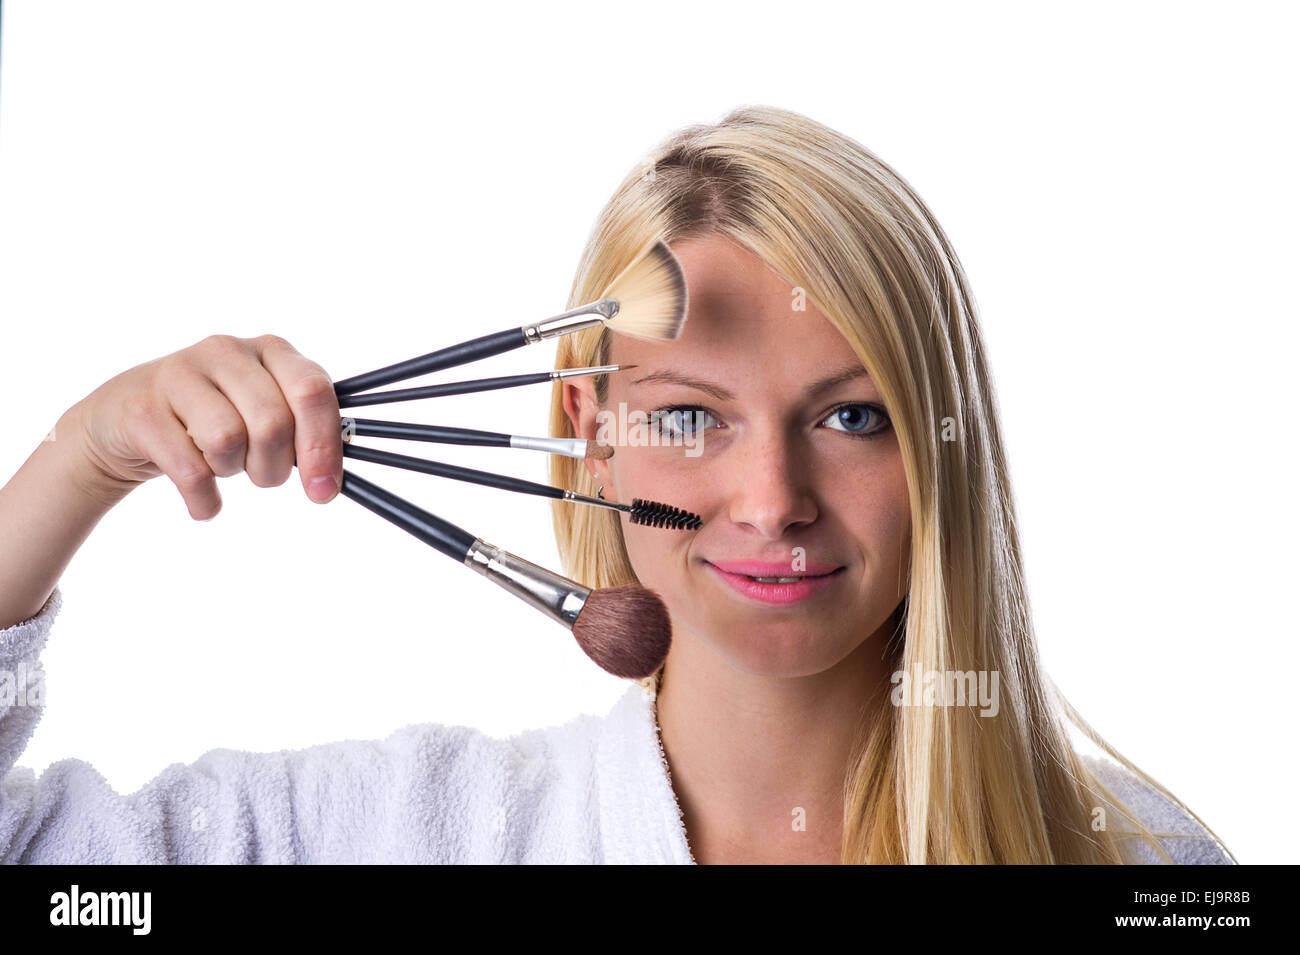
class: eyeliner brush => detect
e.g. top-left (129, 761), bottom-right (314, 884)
top-left (341, 417), bottom-right (613, 461)
top-left (340, 442), bottom-right (702, 531)
top-left (338, 468), bottom-right (673, 679)
top-left (336, 364), bottom-right (633, 410)
top-left (333, 239), bottom-right (687, 397)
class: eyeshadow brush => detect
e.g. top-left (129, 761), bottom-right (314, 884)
top-left (336, 364), bottom-right (633, 410)
top-left (340, 417), bottom-right (613, 461)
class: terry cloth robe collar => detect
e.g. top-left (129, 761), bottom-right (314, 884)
top-left (595, 680), bottom-right (696, 864)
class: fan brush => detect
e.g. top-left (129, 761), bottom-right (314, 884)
top-left (332, 239), bottom-right (688, 397)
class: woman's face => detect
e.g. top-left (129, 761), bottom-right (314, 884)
top-left (564, 233), bottom-right (911, 678)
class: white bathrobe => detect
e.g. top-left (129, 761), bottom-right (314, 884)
top-left (0, 587), bottom-right (1231, 864)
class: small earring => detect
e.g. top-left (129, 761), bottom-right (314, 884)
top-left (597, 485), bottom-right (606, 500)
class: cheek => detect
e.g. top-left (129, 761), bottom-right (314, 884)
top-left (609, 446), bottom-right (711, 524)
top-left (862, 463), bottom-right (911, 549)
top-left (855, 459), bottom-right (912, 592)
top-left (820, 448), bottom-right (912, 576)
top-left (609, 448), bottom-right (701, 580)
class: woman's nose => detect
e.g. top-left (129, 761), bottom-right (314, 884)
top-left (725, 431), bottom-right (818, 539)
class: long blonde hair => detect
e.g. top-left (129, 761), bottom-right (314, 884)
top-left (547, 105), bottom-right (1232, 864)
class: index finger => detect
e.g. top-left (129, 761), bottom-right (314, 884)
top-left (256, 335), bottom-right (342, 503)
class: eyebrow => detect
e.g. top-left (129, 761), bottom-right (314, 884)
top-left (629, 364), bottom-right (872, 402)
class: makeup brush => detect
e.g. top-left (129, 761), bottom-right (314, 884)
top-left (339, 468), bottom-right (672, 678)
top-left (336, 364), bottom-right (634, 409)
top-left (340, 417), bottom-right (613, 461)
top-left (332, 239), bottom-right (687, 397)
top-left (341, 442), bottom-right (702, 530)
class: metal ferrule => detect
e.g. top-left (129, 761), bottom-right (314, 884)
top-left (550, 364), bottom-right (621, 381)
top-left (463, 539), bottom-right (593, 629)
top-left (508, 435), bottom-right (588, 458)
top-left (523, 299), bottom-right (621, 344)
top-left (561, 489), bottom-right (627, 515)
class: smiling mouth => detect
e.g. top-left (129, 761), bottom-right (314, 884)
top-left (705, 561), bottom-right (845, 579)
top-left (703, 562), bottom-right (847, 605)
top-left (736, 572), bottom-right (839, 582)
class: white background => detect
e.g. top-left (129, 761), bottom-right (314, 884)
top-left (1, 1), bottom-right (1295, 863)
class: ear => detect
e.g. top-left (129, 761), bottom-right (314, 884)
top-left (561, 378), bottom-right (597, 440)
top-left (562, 378), bottom-right (614, 489)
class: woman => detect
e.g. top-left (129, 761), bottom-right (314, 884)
top-left (550, 105), bottom-right (1238, 864)
top-left (0, 105), bottom-right (1232, 864)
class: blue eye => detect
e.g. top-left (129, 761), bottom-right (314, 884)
top-left (648, 407), bottom-right (717, 437)
top-left (647, 403), bottom-right (891, 442)
top-left (821, 403), bottom-right (891, 440)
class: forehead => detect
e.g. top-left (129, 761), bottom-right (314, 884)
top-left (606, 233), bottom-right (863, 375)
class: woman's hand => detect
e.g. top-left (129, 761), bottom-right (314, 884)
top-left (69, 334), bottom-right (343, 520)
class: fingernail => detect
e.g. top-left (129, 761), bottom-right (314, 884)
top-left (308, 475), bottom-right (338, 503)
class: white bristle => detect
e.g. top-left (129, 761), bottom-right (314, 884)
top-left (600, 239), bottom-right (689, 341)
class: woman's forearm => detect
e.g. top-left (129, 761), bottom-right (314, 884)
top-left (0, 402), bottom-right (137, 629)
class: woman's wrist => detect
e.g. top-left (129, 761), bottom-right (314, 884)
top-left (52, 400), bottom-right (142, 511)
top-left (0, 404), bottom-right (136, 628)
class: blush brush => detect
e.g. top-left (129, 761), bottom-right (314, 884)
top-left (333, 239), bottom-right (687, 397)
top-left (339, 468), bottom-right (673, 678)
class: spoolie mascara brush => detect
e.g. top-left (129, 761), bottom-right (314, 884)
top-left (339, 468), bottom-right (673, 678)
top-left (341, 442), bottom-right (702, 530)
top-left (333, 239), bottom-right (686, 397)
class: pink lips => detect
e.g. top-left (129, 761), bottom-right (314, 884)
top-left (705, 559), bottom-right (845, 605)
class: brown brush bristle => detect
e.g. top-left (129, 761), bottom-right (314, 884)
top-left (601, 239), bottom-right (688, 341)
top-left (585, 442), bottom-right (614, 460)
top-left (571, 585), bottom-right (672, 679)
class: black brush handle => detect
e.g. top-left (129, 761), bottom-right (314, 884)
top-left (345, 418), bottom-right (512, 448)
top-left (337, 371), bottom-right (553, 408)
top-left (333, 327), bottom-right (529, 397)
top-left (339, 468), bottom-right (476, 562)
top-left (342, 443), bottom-right (565, 501)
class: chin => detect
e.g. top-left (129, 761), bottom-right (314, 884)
top-left (703, 622), bottom-right (858, 678)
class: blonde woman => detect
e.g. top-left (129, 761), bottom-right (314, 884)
top-left (551, 105), bottom-right (1234, 865)
top-left (0, 106), bottom-right (1232, 864)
